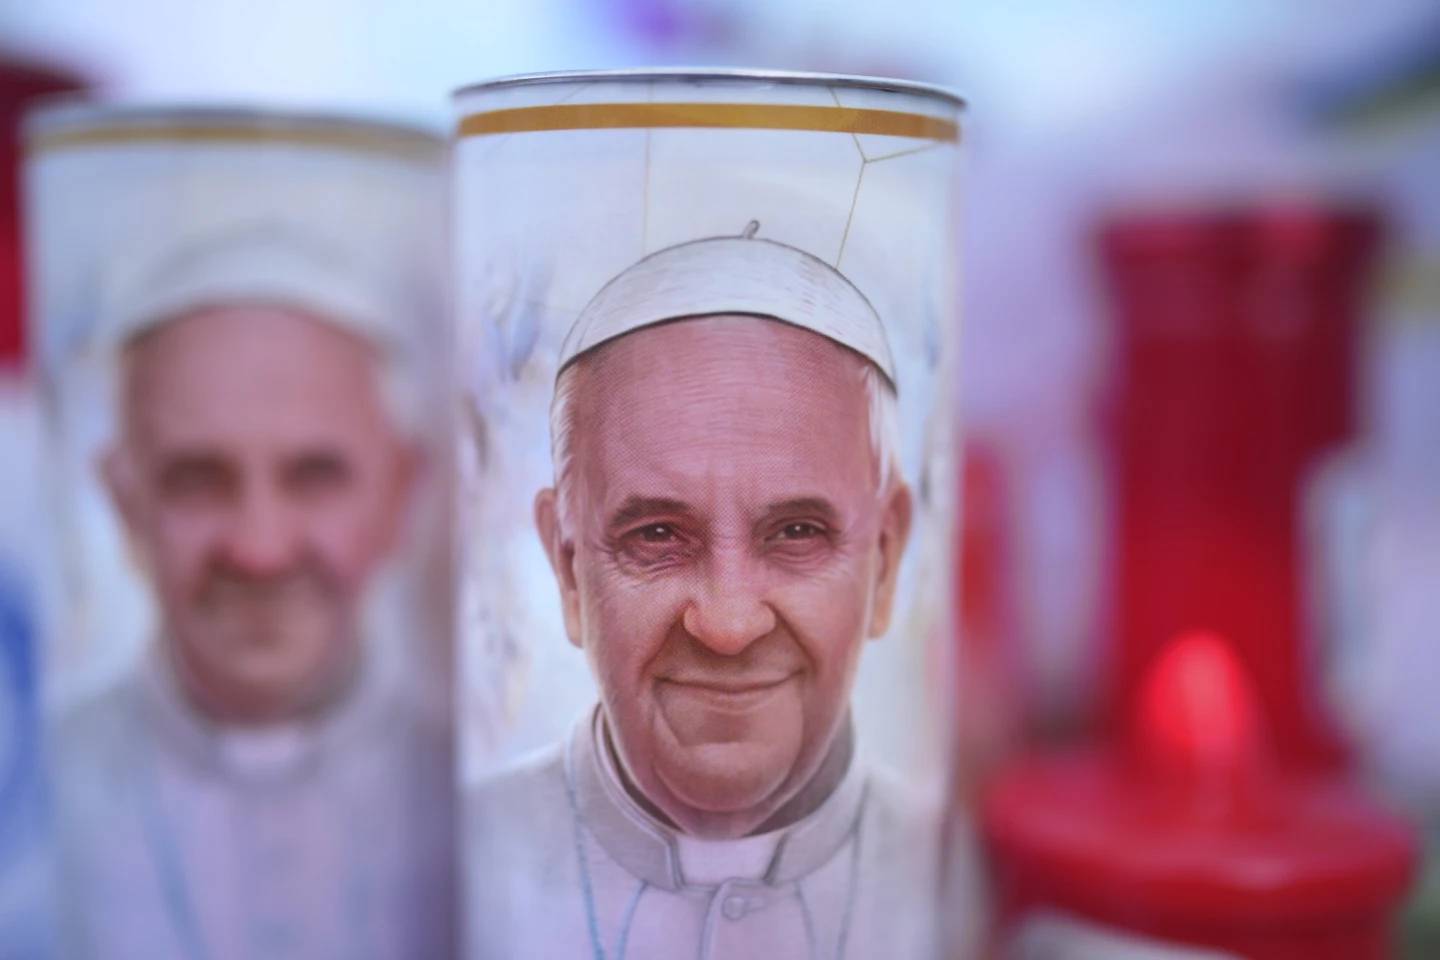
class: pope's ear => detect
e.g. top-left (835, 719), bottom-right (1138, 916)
top-left (396, 439), bottom-right (428, 497)
top-left (375, 439), bottom-right (427, 552)
top-left (99, 446), bottom-right (144, 538)
top-left (867, 480), bottom-right (913, 638)
top-left (534, 487), bottom-right (583, 648)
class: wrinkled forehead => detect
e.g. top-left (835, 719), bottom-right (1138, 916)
top-left (567, 314), bottom-right (878, 490)
top-left (118, 303), bottom-right (393, 445)
top-left (123, 297), bottom-right (382, 360)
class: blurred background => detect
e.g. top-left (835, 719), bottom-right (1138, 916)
top-left (4, 1), bottom-right (1440, 956)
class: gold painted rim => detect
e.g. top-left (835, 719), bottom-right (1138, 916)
top-left (27, 121), bottom-right (444, 159)
top-left (457, 102), bottom-right (960, 142)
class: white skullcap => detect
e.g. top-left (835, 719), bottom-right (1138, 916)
top-left (558, 223), bottom-right (898, 388)
top-left (101, 221), bottom-right (402, 350)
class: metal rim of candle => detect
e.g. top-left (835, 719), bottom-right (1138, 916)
top-left (454, 67), bottom-right (966, 111)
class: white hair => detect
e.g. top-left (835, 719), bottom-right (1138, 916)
top-left (549, 328), bottom-right (902, 531)
top-left (375, 346), bottom-right (428, 441)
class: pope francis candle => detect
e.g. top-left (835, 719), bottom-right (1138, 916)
top-left (454, 69), bottom-right (964, 960)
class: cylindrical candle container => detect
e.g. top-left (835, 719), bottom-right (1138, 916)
top-left (25, 105), bottom-right (456, 959)
top-left (1099, 207), bottom-right (1381, 771)
top-left (0, 56), bottom-right (85, 959)
top-left (453, 69), bottom-right (964, 959)
top-left (980, 206), bottom-right (1414, 960)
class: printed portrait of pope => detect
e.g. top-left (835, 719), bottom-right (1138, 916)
top-left (469, 228), bottom-right (939, 960)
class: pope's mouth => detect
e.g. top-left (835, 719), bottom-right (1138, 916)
top-left (655, 674), bottom-right (797, 711)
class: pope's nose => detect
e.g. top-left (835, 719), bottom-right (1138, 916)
top-left (220, 485), bottom-right (304, 576)
top-left (682, 561), bottom-right (777, 657)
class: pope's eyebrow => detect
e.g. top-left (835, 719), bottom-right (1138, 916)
top-left (155, 450), bottom-right (236, 491)
top-left (758, 497), bottom-right (841, 525)
top-left (607, 496), bottom-right (696, 531)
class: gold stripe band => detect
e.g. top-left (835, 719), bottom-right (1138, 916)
top-left (457, 103), bottom-right (960, 142)
top-left (27, 124), bottom-right (443, 159)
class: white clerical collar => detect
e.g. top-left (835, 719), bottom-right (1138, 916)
top-left (674, 830), bottom-right (783, 885)
top-left (137, 643), bottom-right (388, 785)
top-left (566, 704), bottom-right (868, 892)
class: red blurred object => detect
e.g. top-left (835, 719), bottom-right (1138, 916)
top-left (976, 206), bottom-right (1416, 958)
top-left (982, 632), bottom-right (1415, 959)
top-left (1, 56), bottom-right (85, 368)
top-left (1100, 206), bottom-right (1381, 771)
top-left (953, 440), bottom-right (1021, 798)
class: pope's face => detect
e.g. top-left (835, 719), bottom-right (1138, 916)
top-left (105, 305), bottom-right (416, 724)
top-left (536, 315), bottom-right (910, 838)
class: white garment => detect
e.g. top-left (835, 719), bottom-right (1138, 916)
top-left (466, 707), bottom-right (940, 960)
top-left (51, 652), bottom-right (455, 960)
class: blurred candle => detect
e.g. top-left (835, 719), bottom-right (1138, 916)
top-left (1099, 206), bottom-right (1381, 771)
top-left (0, 54), bottom-right (84, 959)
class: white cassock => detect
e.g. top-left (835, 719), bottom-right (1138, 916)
top-left (467, 707), bottom-right (940, 960)
top-left (52, 650), bottom-right (455, 960)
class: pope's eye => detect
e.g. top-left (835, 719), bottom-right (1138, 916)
top-left (618, 522), bottom-right (694, 569)
top-left (778, 522), bottom-right (823, 540)
top-left (158, 457), bottom-right (234, 501)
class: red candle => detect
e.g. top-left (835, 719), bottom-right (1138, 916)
top-left (0, 56), bottom-right (84, 368)
top-left (1100, 207), bottom-right (1379, 772)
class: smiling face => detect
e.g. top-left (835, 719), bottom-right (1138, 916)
top-left (535, 315), bottom-right (910, 838)
top-left (104, 305), bottom-right (417, 725)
